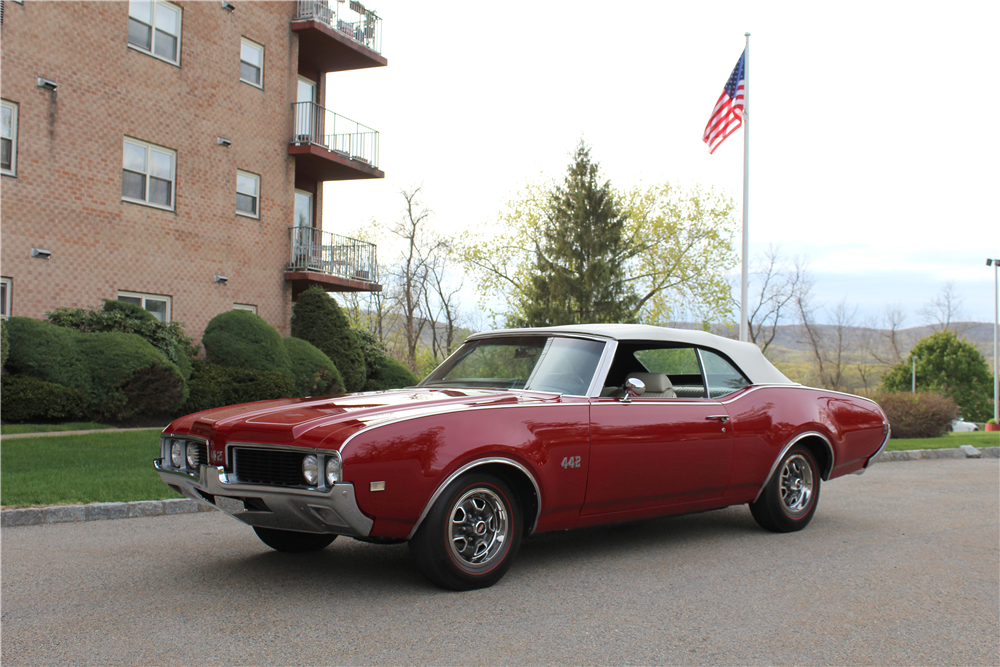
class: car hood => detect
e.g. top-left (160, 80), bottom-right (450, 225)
top-left (165, 387), bottom-right (561, 450)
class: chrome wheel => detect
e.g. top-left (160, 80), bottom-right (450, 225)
top-left (410, 473), bottom-right (523, 590)
top-left (779, 454), bottom-right (814, 514)
top-left (448, 487), bottom-right (509, 569)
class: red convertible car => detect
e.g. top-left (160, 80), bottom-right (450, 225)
top-left (156, 324), bottom-right (890, 590)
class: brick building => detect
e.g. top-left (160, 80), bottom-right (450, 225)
top-left (0, 0), bottom-right (385, 342)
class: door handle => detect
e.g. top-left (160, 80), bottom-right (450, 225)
top-left (706, 415), bottom-right (730, 423)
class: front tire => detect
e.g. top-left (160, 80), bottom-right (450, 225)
top-left (409, 473), bottom-right (522, 591)
top-left (750, 445), bottom-right (821, 533)
top-left (253, 527), bottom-right (337, 553)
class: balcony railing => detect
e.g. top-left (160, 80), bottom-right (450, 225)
top-left (295, 0), bottom-right (383, 55)
top-left (288, 227), bottom-right (378, 284)
top-left (292, 101), bottom-right (380, 170)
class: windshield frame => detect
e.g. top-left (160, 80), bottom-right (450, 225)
top-left (419, 334), bottom-right (614, 397)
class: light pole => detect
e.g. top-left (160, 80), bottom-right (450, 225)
top-left (988, 259), bottom-right (999, 428)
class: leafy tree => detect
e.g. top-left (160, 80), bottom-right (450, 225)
top-left (459, 142), bottom-right (738, 326)
top-left (518, 142), bottom-right (638, 326)
top-left (881, 329), bottom-right (994, 422)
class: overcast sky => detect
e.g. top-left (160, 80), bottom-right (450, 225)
top-left (321, 0), bottom-right (1000, 326)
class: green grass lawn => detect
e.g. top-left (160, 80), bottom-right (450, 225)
top-left (887, 431), bottom-right (1000, 451)
top-left (1, 422), bottom-right (115, 435)
top-left (1, 429), bottom-right (183, 508)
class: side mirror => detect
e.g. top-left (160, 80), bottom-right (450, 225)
top-left (621, 377), bottom-right (645, 403)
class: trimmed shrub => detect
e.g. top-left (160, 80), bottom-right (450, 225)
top-left (47, 300), bottom-right (196, 380)
top-left (291, 287), bottom-right (366, 391)
top-left (179, 359), bottom-right (296, 415)
top-left (4, 317), bottom-right (186, 421)
top-left (1, 375), bottom-right (87, 423)
top-left (364, 355), bottom-right (419, 391)
top-left (283, 337), bottom-right (345, 397)
top-left (202, 310), bottom-right (292, 379)
top-left (1, 319), bottom-right (8, 367)
top-left (873, 391), bottom-right (960, 439)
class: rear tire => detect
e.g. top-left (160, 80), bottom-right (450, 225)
top-left (750, 444), bottom-right (821, 533)
top-left (409, 473), bottom-right (522, 591)
top-left (253, 527), bottom-right (337, 553)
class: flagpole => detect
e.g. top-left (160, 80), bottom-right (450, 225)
top-left (740, 32), bottom-right (751, 342)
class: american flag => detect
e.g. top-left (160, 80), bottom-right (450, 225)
top-left (703, 51), bottom-right (746, 154)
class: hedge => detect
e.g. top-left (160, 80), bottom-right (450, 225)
top-left (178, 359), bottom-right (296, 415)
top-left (364, 355), bottom-right (419, 391)
top-left (291, 287), bottom-right (366, 391)
top-left (202, 310), bottom-right (293, 379)
top-left (1, 375), bottom-right (88, 423)
top-left (283, 337), bottom-right (345, 397)
top-left (3, 317), bottom-right (186, 421)
top-left (873, 391), bottom-right (960, 439)
top-left (47, 299), bottom-right (195, 380)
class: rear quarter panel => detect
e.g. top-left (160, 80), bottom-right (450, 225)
top-left (725, 386), bottom-right (887, 501)
top-left (339, 400), bottom-right (591, 539)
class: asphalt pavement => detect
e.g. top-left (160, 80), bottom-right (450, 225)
top-left (1, 458), bottom-right (998, 666)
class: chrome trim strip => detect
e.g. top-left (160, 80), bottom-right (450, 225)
top-left (405, 457), bottom-right (543, 540)
top-left (859, 422), bottom-right (892, 473)
top-left (752, 431), bottom-right (835, 503)
top-left (154, 459), bottom-right (373, 536)
top-left (587, 339), bottom-right (619, 398)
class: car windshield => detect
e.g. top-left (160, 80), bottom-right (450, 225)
top-left (420, 336), bottom-right (606, 395)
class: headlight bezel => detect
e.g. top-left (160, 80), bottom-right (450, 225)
top-left (325, 452), bottom-right (343, 486)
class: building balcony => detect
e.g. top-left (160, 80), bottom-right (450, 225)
top-left (292, 0), bottom-right (387, 73)
top-left (289, 102), bottom-right (383, 181)
top-left (285, 226), bottom-right (381, 297)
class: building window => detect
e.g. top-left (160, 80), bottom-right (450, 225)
top-left (122, 138), bottom-right (176, 210)
top-left (1, 277), bottom-right (11, 319)
top-left (233, 303), bottom-right (258, 314)
top-left (1, 100), bottom-right (17, 176)
top-left (236, 170), bottom-right (260, 218)
top-left (240, 38), bottom-right (264, 88)
top-left (118, 291), bottom-right (170, 322)
top-left (127, 0), bottom-right (182, 65)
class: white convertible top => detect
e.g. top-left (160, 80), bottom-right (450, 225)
top-left (469, 323), bottom-right (794, 386)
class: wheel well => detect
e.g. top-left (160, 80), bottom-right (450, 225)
top-left (474, 462), bottom-right (539, 537)
top-left (797, 435), bottom-right (833, 481)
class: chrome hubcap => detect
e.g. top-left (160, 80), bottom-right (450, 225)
top-left (780, 454), bottom-right (814, 514)
top-left (448, 488), bottom-right (507, 568)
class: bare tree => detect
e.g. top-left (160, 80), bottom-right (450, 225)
top-left (740, 245), bottom-right (809, 356)
top-left (921, 282), bottom-right (967, 332)
top-left (797, 291), bottom-right (858, 392)
top-left (423, 254), bottom-right (464, 365)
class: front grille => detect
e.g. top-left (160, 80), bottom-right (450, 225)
top-left (234, 448), bottom-right (304, 486)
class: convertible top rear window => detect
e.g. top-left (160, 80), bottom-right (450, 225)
top-left (421, 336), bottom-right (605, 395)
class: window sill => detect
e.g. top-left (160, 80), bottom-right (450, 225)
top-left (122, 196), bottom-right (175, 213)
top-left (126, 43), bottom-right (181, 68)
top-left (239, 79), bottom-right (264, 90)
top-left (236, 210), bottom-right (260, 220)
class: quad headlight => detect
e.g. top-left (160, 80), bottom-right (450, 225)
top-left (170, 440), bottom-right (184, 468)
top-left (186, 442), bottom-right (200, 469)
top-left (326, 453), bottom-right (343, 486)
top-left (302, 454), bottom-right (319, 486)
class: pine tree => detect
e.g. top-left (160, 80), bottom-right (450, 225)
top-left (516, 142), bottom-right (639, 327)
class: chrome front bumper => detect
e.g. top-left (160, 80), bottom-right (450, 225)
top-left (154, 459), bottom-right (374, 537)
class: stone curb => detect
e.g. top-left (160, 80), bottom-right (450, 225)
top-left (1, 498), bottom-right (216, 528)
top-left (2, 447), bottom-right (998, 528)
